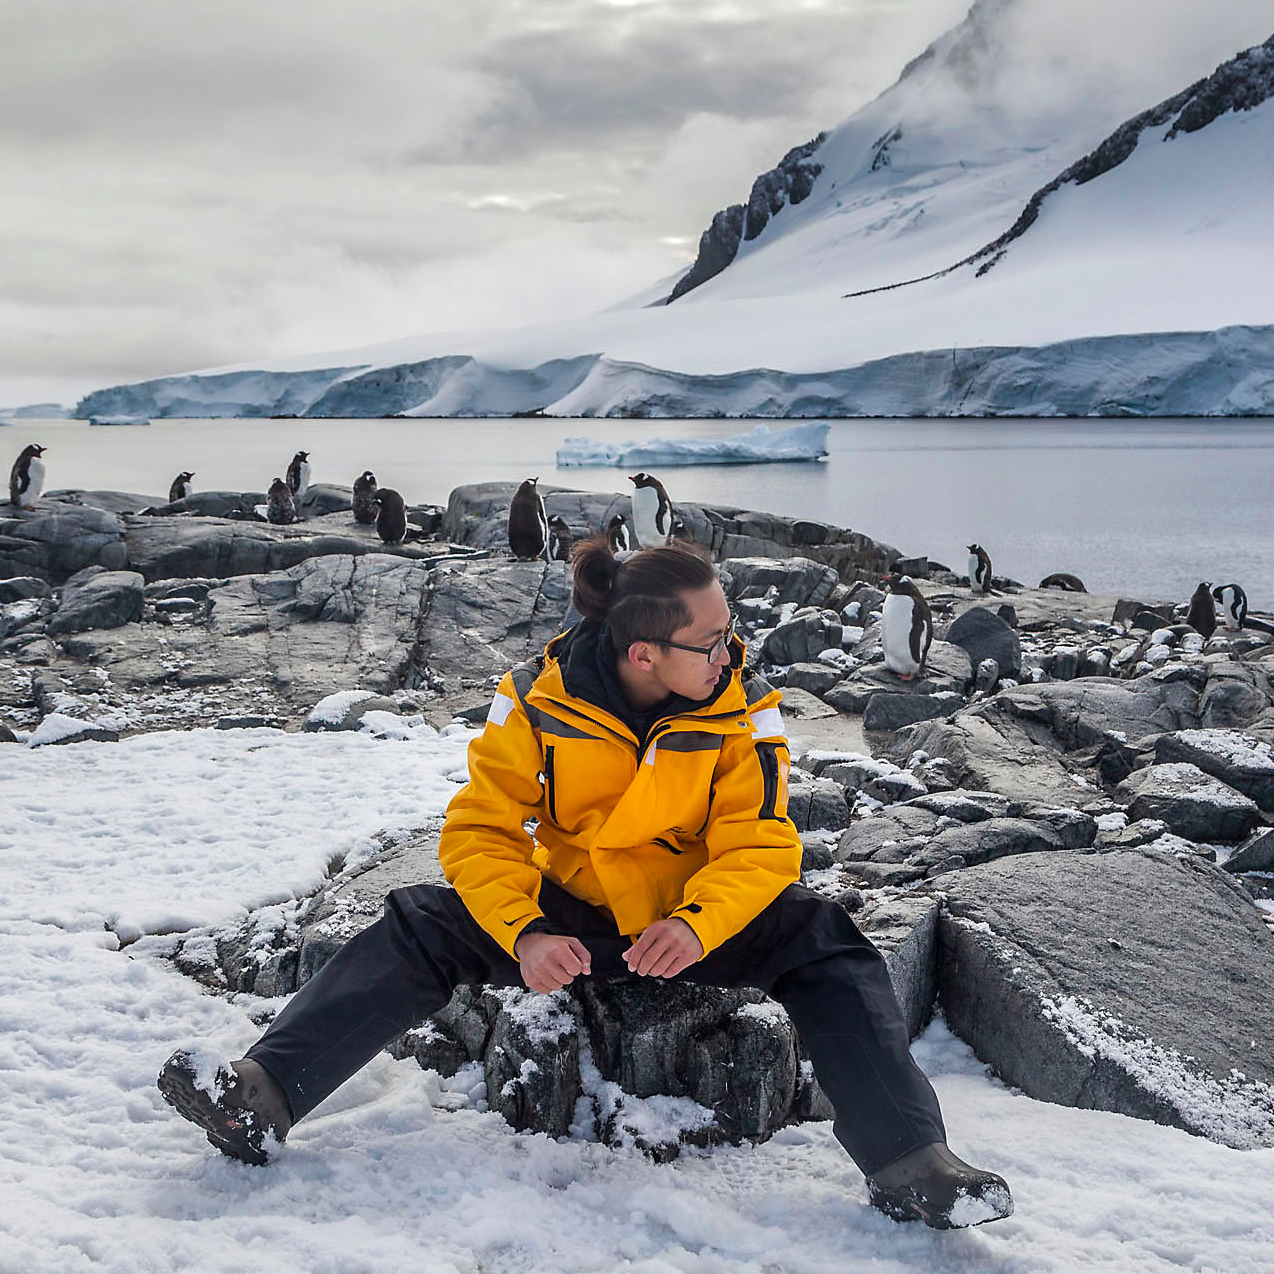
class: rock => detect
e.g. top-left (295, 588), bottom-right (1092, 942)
top-left (1113, 599), bottom-right (1174, 627)
top-left (0, 576), bottom-right (52, 603)
top-left (905, 790), bottom-right (1013, 823)
top-left (1224, 828), bottom-right (1274, 874)
top-left (1131, 610), bottom-right (1172, 632)
top-left (856, 894), bottom-right (940, 1039)
top-left (922, 817), bottom-right (1066, 869)
top-left (995, 604), bottom-right (1018, 628)
top-left (863, 690), bottom-right (961, 733)
top-left (302, 690), bottom-right (402, 732)
top-left (944, 606), bottom-right (1022, 679)
top-left (0, 721), bottom-right (18, 743)
top-left (485, 989), bottom-right (581, 1139)
top-left (786, 774), bottom-right (849, 832)
top-left (892, 556), bottom-right (929, 578)
top-left (298, 483), bottom-right (354, 518)
top-left (799, 836), bottom-right (835, 872)
top-left (762, 614), bottom-right (828, 665)
top-left (1117, 763), bottom-right (1262, 843)
top-left (975, 658), bottom-right (1000, 692)
top-left (0, 504), bottom-right (127, 582)
top-left (721, 557), bottom-right (840, 609)
top-left (1152, 729), bottom-right (1274, 811)
top-left (772, 686), bottom-right (837, 721)
top-left (835, 805), bottom-right (941, 863)
top-left (913, 756), bottom-right (960, 791)
top-left (142, 490), bottom-right (267, 519)
top-left (0, 597), bottom-right (49, 640)
top-left (1198, 662), bottom-right (1273, 729)
top-left (932, 849), bottom-right (1274, 1148)
top-left (26, 712), bottom-right (119, 746)
top-left (784, 661), bottom-right (844, 697)
top-left (1095, 817), bottom-right (1170, 849)
top-left (47, 568), bottom-right (145, 634)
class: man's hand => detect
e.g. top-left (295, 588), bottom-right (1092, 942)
top-left (515, 931), bottom-right (592, 994)
top-left (623, 917), bottom-right (704, 978)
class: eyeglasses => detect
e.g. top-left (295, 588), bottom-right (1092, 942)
top-left (643, 615), bottom-right (737, 661)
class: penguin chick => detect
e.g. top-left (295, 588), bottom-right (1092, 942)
top-left (1039, 572), bottom-right (1086, 593)
top-left (352, 470), bottom-right (378, 525)
top-left (629, 472), bottom-right (674, 547)
top-left (9, 443), bottom-right (47, 509)
top-left (967, 544), bottom-right (993, 594)
top-left (508, 477), bottom-right (548, 561)
top-left (266, 477), bottom-right (297, 525)
top-left (374, 487), bottom-right (408, 545)
top-left (880, 574), bottom-right (933, 680)
top-left (607, 513), bottom-right (634, 554)
top-left (168, 471), bottom-right (195, 504)
top-left (547, 515), bottom-right (573, 562)
top-left (286, 450), bottom-right (311, 505)
top-left (1185, 581), bottom-right (1217, 639)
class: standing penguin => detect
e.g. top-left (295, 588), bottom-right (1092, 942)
top-left (607, 513), bottom-right (634, 554)
top-left (880, 574), bottom-right (933, 680)
top-left (967, 544), bottom-right (993, 594)
top-left (9, 443), bottom-right (46, 509)
top-left (1185, 581), bottom-right (1217, 639)
top-left (352, 470), bottom-right (378, 525)
top-left (168, 471), bottom-right (195, 504)
top-left (374, 488), bottom-right (408, 545)
top-left (1212, 583), bottom-right (1247, 631)
top-left (508, 477), bottom-right (549, 561)
top-left (629, 472), bottom-right (675, 547)
top-left (286, 451), bottom-right (311, 507)
top-left (547, 515), bottom-right (573, 562)
top-left (266, 477), bottom-right (297, 525)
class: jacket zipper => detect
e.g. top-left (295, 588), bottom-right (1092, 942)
top-left (543, 744), bottom-right (558, 823)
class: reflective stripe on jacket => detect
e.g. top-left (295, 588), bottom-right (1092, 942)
top-left (437, 633), bottom-right (801, 960)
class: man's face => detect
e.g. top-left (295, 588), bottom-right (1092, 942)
top-left (645, 582), bottom-right (734, 701)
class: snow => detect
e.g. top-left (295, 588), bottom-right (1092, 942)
top-left (4, 725), bottom-right (1273, 1268)
top-left (1171, 729), bottom-right (1274, 773)
top-left (555, 423), bottom-right (829, 467)
top-left (306, 688), bottom-right (381, 724)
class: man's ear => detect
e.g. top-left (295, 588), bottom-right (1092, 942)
top-left (626, 640), bottom-right (656, 671)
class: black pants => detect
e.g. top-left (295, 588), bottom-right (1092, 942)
top-left (246, 881), bottom-right (945, 1176)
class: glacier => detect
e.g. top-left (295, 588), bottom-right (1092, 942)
top-left (555, 422), bottom-right (830, 467)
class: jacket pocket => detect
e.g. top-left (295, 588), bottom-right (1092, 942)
top-left (755, 741), bottom-right (788, 822)
top-left (543, 744), bottom-right (558, 823)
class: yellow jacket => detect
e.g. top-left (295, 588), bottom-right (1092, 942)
top-left (438, 629), bottom-right (801, 960)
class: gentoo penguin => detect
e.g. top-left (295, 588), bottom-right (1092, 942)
top-left (881, 574), bottom-right (933, 680)
top-left (374, 487), bottom-right (408, 545)
top-left (670, 514), bottom-right (692, 545)
top-left (1185, 581), bottom-right (1216, 639)
top-left (286, 451), bottom-right (311, 506)
top-left (9, 443), bottom-right (46, 509)
top-left (266, 477), bottom-right (297, 525)
top-left (1212, 583), bottom-right (1247, 631)
top-left (629, 472), bottom-right (675, 547)
top-left (547, 515), bottom-right (573, 562)
top-left (508, 477), bottom-right (549, 561)
top-left (1039, 572), bottom-right (1087, 593)
top-left (607, 513), bottom-right (634, 554)
top-left (352, 470), bottom-right (378, 525)
top-left (967, 544), bottom-right (993, 594)
top-left (168, 471), bottom-right (195, 504)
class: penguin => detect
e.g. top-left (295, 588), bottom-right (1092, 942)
top-left (286, 451), bottom-right (311, 506)
top-left (607, 513), bottom-right (634, 554)
top-left (1185, 581), bottom-right (1216, 639)
top-left (168, 471), bottom-right (195, 504)
top-left (670, 514), bottom-right (693, 545)
top-left (352, 470), bottom-right (378, 525)
top-left (1039, 572), bottom-right (1087, 593)
top-left (1212, 583), bottom-right (1246, 631)
top-left (374, 487), bottom-right (407, 545)
top-left (967, 544), bottom-right (993, 594)
top-left (547, 515), bottom-right (573, 562)
top-left (266, 477), bottom-right (297, 525)
top-left (880, 574), bottom-right (933, 680)
top-left (629, 472), bottom-right (675, 547)
top-left (9, 443), bottom-right (46, 509)
top-left (508, 477), bottom-right (549, 561)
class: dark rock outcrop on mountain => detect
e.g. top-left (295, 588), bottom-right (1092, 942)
top-left (667, 135), bottom-right (826, 303)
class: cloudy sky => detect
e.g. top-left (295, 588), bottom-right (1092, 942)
top-left (0, 0), bottom-right (977, 407)
top-left (3, 0), bottom-right (1271, 409)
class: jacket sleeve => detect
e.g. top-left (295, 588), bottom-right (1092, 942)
top-left (668, 686), bottom-right (802, 956)
top-left (436, 671), bottom-right (549, 958)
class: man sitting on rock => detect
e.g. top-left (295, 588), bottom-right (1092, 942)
top-left (158, 535), bottom-right (1013, 1230)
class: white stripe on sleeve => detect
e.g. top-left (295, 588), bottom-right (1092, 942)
top-left (486, 692), bottom-right (516, 727)
top-left (749, 706), bottom-right (785, 739)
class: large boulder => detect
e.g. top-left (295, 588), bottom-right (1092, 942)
top-left (944, 606), bottom-right (1022, 680)
top-left (1116, 763), bottom-right (1263, 843)
top-left (932, 850), bottom-right (1274, 1148)
top-left (0, 504), bottom-right (127, 581)
top-left (47, 568), bottom-right (144, 634)
top-left (1152, 729), bottom-right (1274, 811)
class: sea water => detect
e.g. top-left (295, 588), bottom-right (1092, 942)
top-left (5, 416), bottom-right (1272, 607)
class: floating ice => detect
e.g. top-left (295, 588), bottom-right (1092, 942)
top-left (555, 422), bottom-right (829, 467)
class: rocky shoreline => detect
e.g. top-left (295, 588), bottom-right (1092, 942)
top-left (4, 480), bottom-right (1273, 1158)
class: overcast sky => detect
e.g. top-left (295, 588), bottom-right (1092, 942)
top-left (2, 0), bottom-right (1270, 408)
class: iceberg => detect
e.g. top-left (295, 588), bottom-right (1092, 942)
top-left (555, 422), bottom-right (829, 468)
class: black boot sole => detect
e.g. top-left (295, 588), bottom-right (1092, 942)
top-left (157, 1051), bottom-right (272, 1166)
top-left (869, 1183), bottom-right (1013, 1230)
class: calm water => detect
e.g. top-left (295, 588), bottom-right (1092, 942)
top-left (6, 417), bottom-right (1273, 607)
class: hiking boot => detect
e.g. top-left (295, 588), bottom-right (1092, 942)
top-left (866, 1141), bottom-right (1013, 1229)
top-left (158, 1049), bottom-right (293, 1166)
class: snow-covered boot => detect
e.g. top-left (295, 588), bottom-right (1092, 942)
top-left (157, 1050), bottom-right (292, 1166)
top-left (866, 1142), bottom-right (1013, 1229)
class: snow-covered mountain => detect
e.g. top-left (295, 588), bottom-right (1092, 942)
top-left (77, 5), bottom-right (1274, 419)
